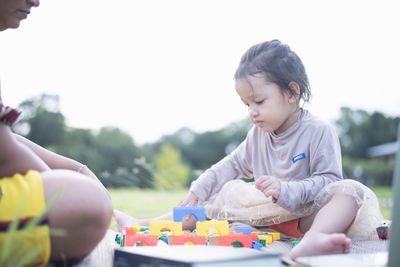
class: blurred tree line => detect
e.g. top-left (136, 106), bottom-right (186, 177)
top-left (13, 94), bottom-right (399, 188)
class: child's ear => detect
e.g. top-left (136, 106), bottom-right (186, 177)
top-left (288, 82), bottom-right (300, 103)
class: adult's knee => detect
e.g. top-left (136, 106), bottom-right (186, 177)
top-left (42, 170), bottom-right (113, 260)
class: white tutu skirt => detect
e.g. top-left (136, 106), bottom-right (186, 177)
top-left (204, 179), bottom-right (383, 240)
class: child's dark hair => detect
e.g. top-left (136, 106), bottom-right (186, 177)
top-left (234, 39), bottom-right (311, 103)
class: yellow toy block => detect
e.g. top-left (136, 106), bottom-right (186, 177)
top-left (258, 235), bottom-right (273, 244)
top-left (132, 223), bottom-right (141, 233)
top-left (196, 220), bottom-right (229, 237)
top-left (267, 232), bottom-right (280, 241)
top-left (149, 220), bottom-right (183, 236)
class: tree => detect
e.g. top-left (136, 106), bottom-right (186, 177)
top-left (16, 94), bottom-right (66, 147)
top-left (154, 143), bottom-right (190, 190)
top-left (335, 107), bottom-right (399, 158)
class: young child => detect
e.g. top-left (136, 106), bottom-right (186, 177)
top-left (0, 1), bottom-right (113, 265)
top-left (114, 40), bottom-right (384, 259)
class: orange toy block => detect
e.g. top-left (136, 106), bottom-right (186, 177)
top-left (125, 233), bottom-right (158, 246)
top-left (219, 233), bottom-right (253, 248)
top-left (171, 234), bottom-right (207, 245)
top-left (123, 224), bottom-right (141, 235)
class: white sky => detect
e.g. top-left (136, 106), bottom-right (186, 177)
top-left (1, 0), bottom-right (399, 144)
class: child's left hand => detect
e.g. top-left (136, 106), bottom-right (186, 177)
top-left (255, 175), bottom-right (281, 201)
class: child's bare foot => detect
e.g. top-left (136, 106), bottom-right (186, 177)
top-left (113, 209), bottom-right (148, 232)
top-left (290, 231), bottom-right (351, 260)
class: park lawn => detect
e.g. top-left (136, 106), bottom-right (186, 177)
top-left (108, 186), bottom-right (393, 231)
top-left (108, 187), bottom-right (187, 231)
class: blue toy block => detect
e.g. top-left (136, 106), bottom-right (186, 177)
top-left (252, 241), bottom-right (263, 250)
top-left (173, 206), bottom-right (206, 222)
top-left (234, 225), bottom-right (252, 235)
top-left (163, 235), bottom-right (169, 244)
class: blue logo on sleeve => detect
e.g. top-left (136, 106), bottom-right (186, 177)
top-left (292, 153), bottom-right (306, 163)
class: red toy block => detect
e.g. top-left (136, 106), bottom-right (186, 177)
top-left (219, 233), bottom-right (253, 248)
top-left (171, 234), bottom-right (207, 245)
top-left (125, 233), bottom-right (158, 246)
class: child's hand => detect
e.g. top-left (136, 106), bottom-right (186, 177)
top-left (179, 191), bottom-right (203, 222)
top-left (255, 175), bottom-right (281, 201)
top-left (179, 191), bottom-right (203, 207)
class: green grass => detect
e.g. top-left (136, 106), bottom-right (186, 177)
top-left (371, 186), bottom-right (393, 220)
top-left (108, 188), bottom-right (187, 231)
top-left (108, 186), bottom-right (393, 231)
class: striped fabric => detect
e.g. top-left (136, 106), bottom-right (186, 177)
top-left (0, 215), bottom-right (49, 232)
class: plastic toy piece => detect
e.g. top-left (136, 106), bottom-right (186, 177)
top-left (267, 232), bottom-right (280, 241)
top-left (257, 235), bottom-right (273, 246)
top-left (132, 223), bottom-right (141, 233)
top-left (173, 206), bottom-right (206, 222)
top-left (149, 220), bottom-right (183, 236)
top-left (292, 240), bottom-right (300, 247)
top-left (234, 225), bottom-right (252, 235)
top-left (252, 241), bottom-right (263, 250)
top-left (196, 220), bottom-right (229, 236)
top-left (125, 233), bottom-right (158, 246)
top-left (376, 225), bottom-right (389, 240)
top-left (219, 233), bottom-right (253, 248)
top-left (171, 234), bottom-right (207, 245)
top-left (123, 224), bottom-right (141, 235)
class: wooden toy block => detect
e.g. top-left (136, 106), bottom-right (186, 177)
top-left (171, 234), bottom-right (207, 245)
top-left (149, 220), bottom-right (183, 236)
top-left (208, 235), bottom-right (220, 246)
top-left (173, 206), bottom-right (206, 222)
top-left (196, 220), bottom-right (229, 237)
top-left (219, 233), bottom-right (253, 248)
top-left (125, 233), bottom-right (158, 246)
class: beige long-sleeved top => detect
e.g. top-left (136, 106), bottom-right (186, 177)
top-left (190, 110), bottom-right (343, 212)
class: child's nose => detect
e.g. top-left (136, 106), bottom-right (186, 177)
top-left (248, 106), bottom-right (258, 116)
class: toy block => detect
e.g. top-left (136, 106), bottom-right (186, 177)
top-left (125, 233), bottom-right (158, 246)
top-left (132, 223), bottom-right (141, 233)
top-left (149, 220), bottom-right (183, 236)
top-left (257, 235), bottom-right (273, 246)
top-left (123, 224), bottom-right (141, 235)
top-left (252, 241), bottom-right (263, 250)
top-left (173, 206), bottom-right (206, 222)
top-left (219, 233), bottom-right (253, 248)
top-left (171, 234), bottom-right (207, 245)
top-left (208, 235), bottom-right (220, 246)
top-left (234, 225), bottom-right (252, 235)
top-left (196, 220), bottom-right (229, 236)
top-left (267, 232), bottom-right (280, 240)
top-left (292, 240), bottom-right (300, 247)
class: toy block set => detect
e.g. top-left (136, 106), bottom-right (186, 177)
top-left (115, 206), bottom-right (280, 250)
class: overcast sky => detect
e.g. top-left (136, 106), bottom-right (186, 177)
top-left (1, 0), bottom-right (399, 144)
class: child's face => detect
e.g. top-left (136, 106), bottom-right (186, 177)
top-left (235, 74), bottom-right (299, 134)
top-left (0, 0), bottom-right (39, 31)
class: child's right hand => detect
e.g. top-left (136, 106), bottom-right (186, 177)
top-left (179, 191), bottom-right (203, 207)
top-left (179, 191), bottom-right (203, 223)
